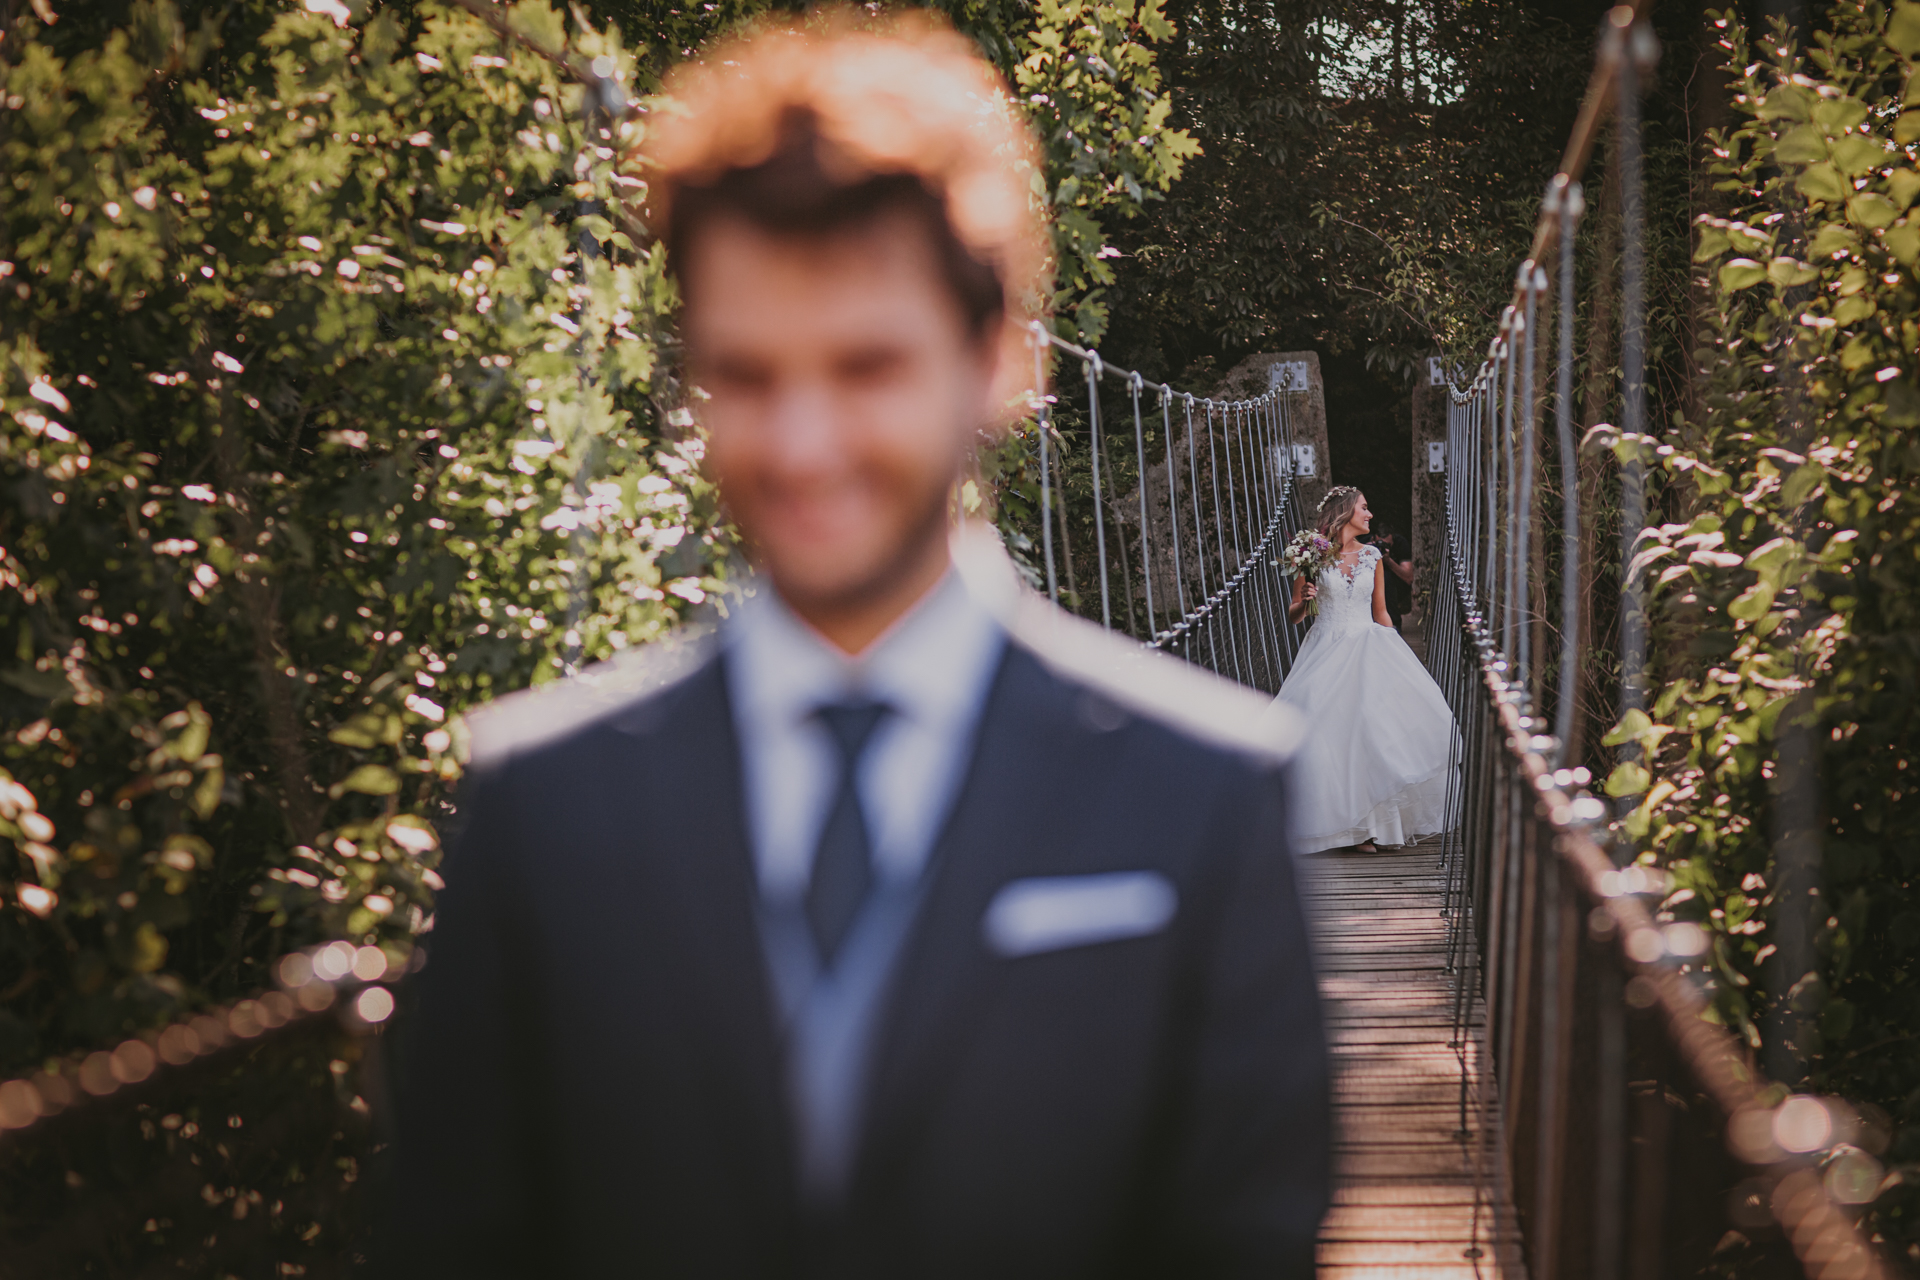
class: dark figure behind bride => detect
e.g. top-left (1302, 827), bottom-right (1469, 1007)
top-left (1363, 521), bottom-right (1414, 632)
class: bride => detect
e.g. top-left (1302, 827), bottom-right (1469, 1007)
top-left (1271, 486), bottom-right (1456, 853)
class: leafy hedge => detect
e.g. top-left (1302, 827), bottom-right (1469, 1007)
top-left (0, 0), bottom-right (730, 1078)
top-left (1606, 3), bottom-right (1920, 1261)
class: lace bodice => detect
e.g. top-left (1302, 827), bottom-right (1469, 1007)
top-left (1314, 544), bottom-right (1381, 637)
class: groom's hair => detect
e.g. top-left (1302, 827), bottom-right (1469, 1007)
top-left (640, 9), bottom-right (1047, 338)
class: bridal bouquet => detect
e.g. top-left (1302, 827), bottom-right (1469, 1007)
top-left (1279, 530), bottom-right (1336, 616)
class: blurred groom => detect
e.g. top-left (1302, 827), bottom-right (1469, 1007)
top-left (379, 13), bottom-right (1329, 1278)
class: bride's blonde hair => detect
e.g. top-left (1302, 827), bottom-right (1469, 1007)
top-left (1315, 486), bottom-right (1364, 541)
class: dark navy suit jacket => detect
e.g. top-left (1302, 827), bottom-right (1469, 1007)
top-left (378, 573), bottom-right (1330, 1278)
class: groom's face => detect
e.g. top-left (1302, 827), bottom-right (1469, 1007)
top-left (684, 207), bottom-right (999, 616)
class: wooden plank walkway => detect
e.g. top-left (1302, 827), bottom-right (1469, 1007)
top-left (1303, 844), bottom-right (1525, 1279)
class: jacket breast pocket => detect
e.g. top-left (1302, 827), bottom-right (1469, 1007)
top-left (981, 871), bottom-right (1177, 959)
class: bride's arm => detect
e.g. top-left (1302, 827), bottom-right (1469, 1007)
top-left (1288, 572), bottom-right (1317, 624)
top-left (1372, 556), bottom-right (1393, 627)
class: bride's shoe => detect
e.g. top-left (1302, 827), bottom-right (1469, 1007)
top-left (1353, 839), bottom-right (1378, 853)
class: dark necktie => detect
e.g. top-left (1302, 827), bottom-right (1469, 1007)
top-left (807, 701), bottom-right (892, 968)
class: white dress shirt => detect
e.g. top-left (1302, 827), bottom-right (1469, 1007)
top-left (723, 565), bottom-right (1006, 1202)
top-left (727, 567), bottom-right (1006, 902)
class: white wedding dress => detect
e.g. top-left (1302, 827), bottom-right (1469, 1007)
top-left (1267, 544), bottom-right (1457, 853)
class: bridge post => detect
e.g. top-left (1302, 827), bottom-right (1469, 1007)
top-left (1210, 350), bottom-right (1330, 517)
top-left (1409, 371), bottom-right (1447, 635)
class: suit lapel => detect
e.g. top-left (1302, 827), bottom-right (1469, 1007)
top-left (609, 656), bottom-right (796, 1232)
top-left (854, 646), bottom-right (1077, 1187)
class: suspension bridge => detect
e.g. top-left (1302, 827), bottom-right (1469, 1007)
top-left (0, 4), bottom-right (1904, 1279)
top-left (1006, 6), bottom-right (1893, 1275)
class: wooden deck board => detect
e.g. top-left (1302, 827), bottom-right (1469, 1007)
top-left (1305, 846), bottom-right (1523, 1279)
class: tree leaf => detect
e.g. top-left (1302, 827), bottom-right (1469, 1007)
top-left (191, 765), bottom-right (223, 821)
top-left (1694, 223), bottom-right (1731, 262)
top-left (1781, 462), bottom-right (1827, 508)
top-left (1766, 255), bottom-right (1820, 287)
top-left (1833, 134), bottom-right (1888, 176)
top-left (1848, 192), bottom-right (1900, 229)
top-left (129, 923), bottom-right (169, 975)
top-left (1813, 96), bottom-right (1871, 131)
top-left (1773, 123), bottom-right (1828, 166)
top-left (1758, 84), bottom-right (1815, 120)
top-left (331, 764), bottom-right (400, 798)
top-left (1889, 167), bottom-right (1920, 209)
top-left (1602, 708), bottom-right (1654, 747)
top-left (171, 706), bottom-right (211, 764)
top-left (1796, 161), bottom-right (1850, 203)
top-left (1728, 582), bottom-right (1776, 620)
top-left (328, 720), bottom-right (382, 749)
top-left (1808, 222), bottom-right (1860, 257)
top-left (1884, 219), bottom-right (1920, 264)
top-left (1605, 762), bottom-right (1651, 798)
top-left (1890, 2), bottom-right (1920, 55)
top-left (1719, 258), bottom-right (1767, 290)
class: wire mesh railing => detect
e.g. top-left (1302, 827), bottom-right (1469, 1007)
top-left (1424, 6), bottom-right (1902, 1277)
top-left (1027, 324), bottom-right (1312, 693)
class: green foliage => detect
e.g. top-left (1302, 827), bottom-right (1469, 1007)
top-left (1603, 3), bottom-right (1920, 1253)
top-left (0, 0), bottom-right (735, 1072)
top-left (1096, 0), bottom-right (1602, 384)
top-left (585, 0), bottom-right (1201, 346)
top-left (1012, 0), bottom-right (1199, 343)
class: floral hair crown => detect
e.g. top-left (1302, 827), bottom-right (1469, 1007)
top-left (1316, 485), bottom-right (1359, 514)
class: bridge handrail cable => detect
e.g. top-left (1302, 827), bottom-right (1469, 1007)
top-left (1028, 323), bottom-right (1311, 692)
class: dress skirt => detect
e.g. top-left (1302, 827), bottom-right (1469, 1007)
top-left (1264, 618), bottom-right (1457, 853)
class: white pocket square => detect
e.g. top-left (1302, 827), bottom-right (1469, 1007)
top-left (982, 872), bottom-right (1178, 959)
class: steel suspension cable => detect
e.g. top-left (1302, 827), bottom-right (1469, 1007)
top-left (1551, 181), bottom-right (1586, 767)
top-left (1162, 391), bottom-right (1186, 620)
top-left (1084, 354), bottom-right (1113, 632)
top-left (1026, 326), bottom-right (1305, 682)
top-left (1500, 309), bottom-right (1519, 665)
top-left (1203, 400), bottom-right (1245, 684)
top-left (1483, 344), bottom-right (1501, 620)
top-left (1183, 395), bottom-right (1221, 674)
top-left (1032, 338), bottom-right (1059, 606)
top-left (1233, 401), bottom-right (1278, 685)
top-left (1130, 373), bottom-right (1156, 633)
top-left (1518, 262), bottom-right (1546, 693)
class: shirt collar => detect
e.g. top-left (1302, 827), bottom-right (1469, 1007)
top-left (725, 566), bottom-right (1003, 733)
